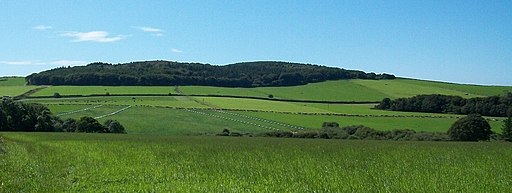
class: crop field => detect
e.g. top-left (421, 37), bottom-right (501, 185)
top-left (1, 132), bottom-right (511, 192)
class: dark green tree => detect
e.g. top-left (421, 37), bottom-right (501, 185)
top-left (322, 122), bottom-right (340, 128)
top-left (61, 118), bottom-right (78, 132)
top-left (104, 120), bottom-right (126, 133)
top-left (448, 114), bottom-right (492, 141)
top-left (77, 116), bottom-right (107, 133)
top-left (502, 115), bottom-right (512, 142)
top-left (0, 109), bottom-right (6, 131)
top-left (34, 110), bottom-right (55, 131)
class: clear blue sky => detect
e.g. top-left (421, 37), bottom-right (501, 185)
top-left (1, 0), bottom-right (511, 85)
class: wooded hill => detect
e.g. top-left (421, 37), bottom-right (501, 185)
top-left (26, 61), bottom-right (395, 87)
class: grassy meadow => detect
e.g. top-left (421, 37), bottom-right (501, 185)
top-left (0, 77), bottom-right (40, 97)
top-left (27, 78), bottom-right (512, 101)
top-left (1, 133), bottom-right (511, 192)
top-left (1, 77), bottom-right (511, 192)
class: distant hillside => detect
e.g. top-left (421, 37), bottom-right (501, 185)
top-left (26, 61), bottom-right (395, 87)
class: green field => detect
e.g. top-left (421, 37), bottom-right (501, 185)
top-left (240, 111), bottom-right (504, 132)
top-left (0, 77), bottom-right (40, 97)
top-left (2, 76), bottom-right (512, 192)
top-left (21, 95), bottom-right (504, 134)
top-left (1, 133), bottom-right (511, 192)
top-left (23, 96), bottom-right (207, 108)
top-left (0, 77), bottom-right (26, 86)
top-left (31, 86), bottom-right (176, 96)
top-left (28, 78), bottom-right (512, 102)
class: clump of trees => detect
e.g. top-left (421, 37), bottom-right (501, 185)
top-left (375, 93), bottom-right (512, 117)
top-left (0, 97), bottom-right (61, 132)
top-left (447, 114), bottom-right (492, 141)
top-left (61, 117), bottom-right (126, 133)
top-left (0, 97), bottom-right (126, 133)
top-left (26, 61), bottom-right (395, 87)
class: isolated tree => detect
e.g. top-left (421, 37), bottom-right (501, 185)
top-left (53, 92), bottom-right (61, 98)
top-left (448, 114), bottom-right (492, 141)
top-left (104, 120), bottom-right (126, 134)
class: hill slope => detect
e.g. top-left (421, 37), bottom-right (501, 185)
top-left (26, 61), bottom-right (395, 87)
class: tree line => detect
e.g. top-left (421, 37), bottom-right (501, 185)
top-left (375, 93), bottom-right (512, 117)
top-left (26, 61), bottom-right (395, 87)
top-left (0, 97), bottom-right (125, 133)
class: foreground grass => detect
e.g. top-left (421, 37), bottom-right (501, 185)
top-left (1, 133), bottom-right (511, 192)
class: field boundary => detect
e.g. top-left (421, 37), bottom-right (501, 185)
top-left (23, 93), bottom-right (380, 104)
top-left (13, 86), bottom-right (49, 100)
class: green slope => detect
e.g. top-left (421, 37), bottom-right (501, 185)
top-left (0, 77), bottom-right (26, 86)
top-left (28, 78), bottom-right (512, 101)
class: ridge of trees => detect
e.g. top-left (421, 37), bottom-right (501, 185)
top-left (0, 97), bottom-right (125, 133)
top-left (375, 93), bottom-right (512, 117)
top-left (26, 61), bottom-right (395, 87)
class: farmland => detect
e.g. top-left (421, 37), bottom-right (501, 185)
top-left (0, 77), bottom-right (40, 97)
top-left (1, 76), bottom-right (511, 192)
top-left (28, 78), bottom-right (512, 102)
top-left (1, 133), bottom-right (511, 192)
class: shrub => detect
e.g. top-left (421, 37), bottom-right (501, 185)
top-left (322, 122), bottom-right (339, 128)
top-left (53, 92), bottom-right (62, 98)
top-left (448, 114), bottom-right (492, 141)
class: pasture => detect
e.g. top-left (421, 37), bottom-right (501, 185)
top-left (0, 77), bottom-right (40, 96)
top-left (21, 95), bottom-right (505, 134)
top-left (0, 77), bottom-right (27, 86)
top-left (30, 86), bottom-right (176, 96)
top-left (27, 78), bottom-right (512, 102)
top-left (1, 133), bottom-right (511, 192)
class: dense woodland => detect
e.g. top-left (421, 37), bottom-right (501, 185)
top-left (0, 97), bottom-right (125, 133)
top-left (375, 93), bottom-right (512, 117)
top-left (26, 61), bottom-right (395, 87)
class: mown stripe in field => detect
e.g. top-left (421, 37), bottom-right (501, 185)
top-left (56, 105), bottom-right (104, 116)
top-left (185, 109), bottom-right (283, 131)
top-left (94, 105), bottom-right (132, 119)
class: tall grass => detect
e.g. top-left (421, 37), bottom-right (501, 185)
top-left (1, 133), bottom-right (511, 192)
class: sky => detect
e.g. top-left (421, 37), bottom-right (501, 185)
top-left (0, 0), bottom-right (511, 85)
